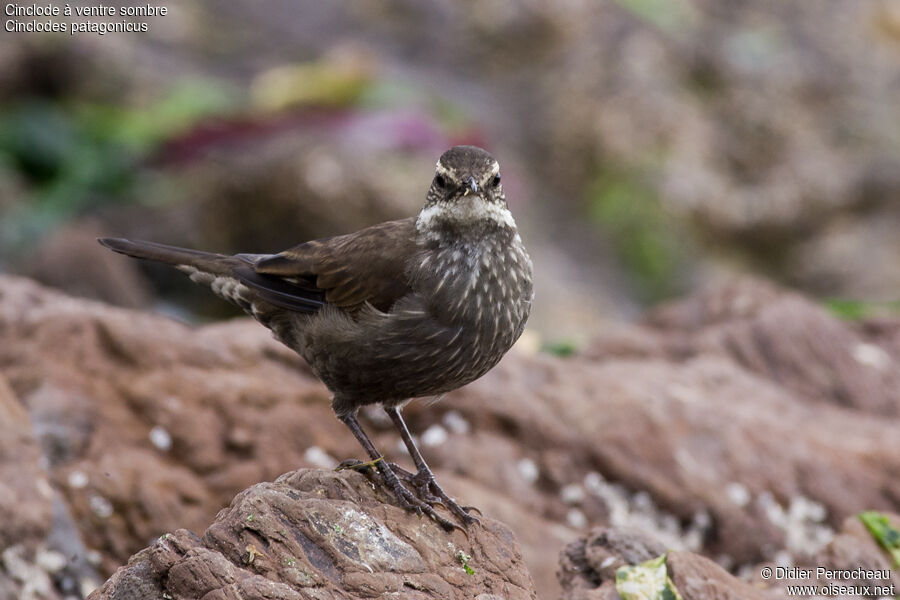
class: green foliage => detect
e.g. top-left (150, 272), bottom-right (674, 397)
top-left (825, 299), bottom-right (900, 321)
top-left (859, 511), bottom-right (900, 567)
top-left (87, 80), bottom-right (236, 150)
top-left (456, 550), bottom-right (475, 575)
top-left (0, 80), bottom-right (235, 254)
top-left (615, 553), bottom-right (684, 600)
top-left (612, 0), bottom-right (697, 35)
top-left (542, 340), bottom-right (577, 358)
top-left (587, 168), bottom-right (689, 303)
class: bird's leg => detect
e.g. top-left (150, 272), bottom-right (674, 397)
top-left (337, 413), bottom-right (459, 531)
top-left (384, 407), bottom-right (479, 526)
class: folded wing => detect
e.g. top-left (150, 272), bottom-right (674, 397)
top-left (245, 217), bottom-right (418, 314)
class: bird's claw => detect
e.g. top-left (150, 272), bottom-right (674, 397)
top-left (335, 456), bottom-right (384, 472)
top-left (347, 459), bottom-right (476, 531)
top-left (398, 463), bottom-right (480, 528)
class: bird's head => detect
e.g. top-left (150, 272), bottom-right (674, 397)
top-left (417, 145), bottom-right (515, 236)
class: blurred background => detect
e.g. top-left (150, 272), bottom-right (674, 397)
top-left (4, 2), bottom-right (900, 598)
top-left (4, 0), bottom-right (899, 344)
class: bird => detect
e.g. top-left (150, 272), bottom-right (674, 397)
top-left (99, 145), bottom-right (534, 530)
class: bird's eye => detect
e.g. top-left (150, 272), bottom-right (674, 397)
top-left (491, 174), bottom-right (501, 188)
top-left (434, 174), bottom-right (447, 189)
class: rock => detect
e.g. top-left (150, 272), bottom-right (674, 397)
top-left (0, 376), bottom-right (52, 553)
top-left (533, 0), bottom-right (900, 300)
top-left (558, 526), bottom-right (772, 600)
top-left (754, 512), bottom-right (900, 596)
top-left (18, 220), bottom-right (153, 309)
top-left (560, 517), bottom-right (900, 599)
top-left (616, 278), bottom-right (900, 415)
top-left (0, 375), bottom-right (58, 600)
top-left (89, 468), bottom-right (536, 600)
top-left (3, 274), bottom-right (900, 598)
top-left (0, 274), bottom-right (566, 597)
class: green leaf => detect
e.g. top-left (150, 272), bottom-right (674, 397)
top-left (825, 299), bottom-right (900, 321)
top-left (542, 340), bottom-right (577, 357)
top-left (586, 168), bottom-right (690, 303)
top-left (859, 511), bottom-right (900, 567)
top-left (615, 553), bottom-right (684, 600)
top-left (456, 550), bottom-right (475, 575)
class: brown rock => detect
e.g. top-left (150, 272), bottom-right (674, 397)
top-left (89, 468), bottom-right (536, 600)
top-left (0, 274), bottom-right (567, 597)
top-left (0, 375), bottom-right (59, 599)
top-left (0, 376), bottom-right (52, 552)
top-left (667, 552), bottom-right (770, 600)
top-left (816, 513), bottom-right (900, 587)
top-left (638, 279), bottom-right (900, 415)
top-left (4, 275), bottom-right (900, 598)
top-left (744, 513), bottom-right (900, 598)
top-left (558, 527), bottom-right (773, 600)
top-left (18, 220), bottom-right (153, 309)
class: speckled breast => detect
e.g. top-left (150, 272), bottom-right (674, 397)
top-left (296, 229), bottom-right (533, 406)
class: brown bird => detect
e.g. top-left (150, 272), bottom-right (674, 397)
top-left (99, 145), bottom-right (533, 529)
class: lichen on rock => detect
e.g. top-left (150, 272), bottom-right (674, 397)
top-left (89, 468), bottom-right (536, 600)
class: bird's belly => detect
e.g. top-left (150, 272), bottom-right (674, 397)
top-left (282, 240), bottom-right (533, 405)
top-left (291, 290), bottom-right (528, 404)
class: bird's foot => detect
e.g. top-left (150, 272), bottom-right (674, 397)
top-left (389, 463), bottom-right (480, 527)
top-left (335, 456), bottom-right (384, 471)
top-left (338, 459), bottom-right (463, 532)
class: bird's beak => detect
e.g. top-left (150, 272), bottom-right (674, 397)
top-left (464, 176), bottom-right (480, 195)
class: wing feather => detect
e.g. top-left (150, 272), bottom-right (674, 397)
top-left (249, 217), bottom-right (417, 313)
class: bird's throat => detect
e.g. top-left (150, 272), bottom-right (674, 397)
top-left (416, 197), bottom-right (516, 239)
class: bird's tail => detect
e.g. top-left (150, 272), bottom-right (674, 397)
top-left (97, 238), bottom-right (240, 276)
top-left (99, 237), bottom-right (325, 313)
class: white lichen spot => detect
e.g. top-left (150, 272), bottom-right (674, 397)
top-left (725, 482), bottom-right (751, 507)
top-left (566, 508), bottom-right (588, 529)
top-left (80, 576), bottom-right (100, 598)
top-left (36, 478), bottom-right (54, 500)
top-left (560, 484), bottom-right (585, 505)
top-left (583, 470), bottom-right (710, 552)
top-left (773, 550), bottom-right (792, 567)
top-left (304, 446), bottom-right (336, 469)
top-left (442, 410), bottom-right (470, 435)
top-left (600, 556), bottom-right (617, 569)
top-left (421, 425), bottom-right (448, 447)
top-left (756, 492), bottom-right (833, 556)
top-left (89, 495), bottom-right (113, 519)
top-left (852, 343), bottom-right (891, 371)
top-left (757, 491), bottom-right (786, 527)
top-left (35, 548), bottom-right (67, 573)
top-left (68, 470), bottom-right (89, 489)
top-left (149, 426), bottom-right (172, 452)
top-left (683, 510), bottom-right (712, 550)
top-left (2, 545), bottom-right (54, 597)
top-left (583, 472), bottom-right (604, 494)
top-left (516, 458), bottom-right (539, 484)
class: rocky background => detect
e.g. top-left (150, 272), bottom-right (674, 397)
top-left (2, 1), bottom-right (900, 599)
top-left (2, 275), bottom-right (900, 599)
top-left (4, 0), bottom-right (900, 338)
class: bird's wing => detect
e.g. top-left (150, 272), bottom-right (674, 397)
top-left (246, 217), bottom-right (418, 313)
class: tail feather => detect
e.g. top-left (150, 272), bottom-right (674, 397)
top-left (97, 238), bottom-right (238, 276)
top-left (98, 237), bottom-right (325, 315)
